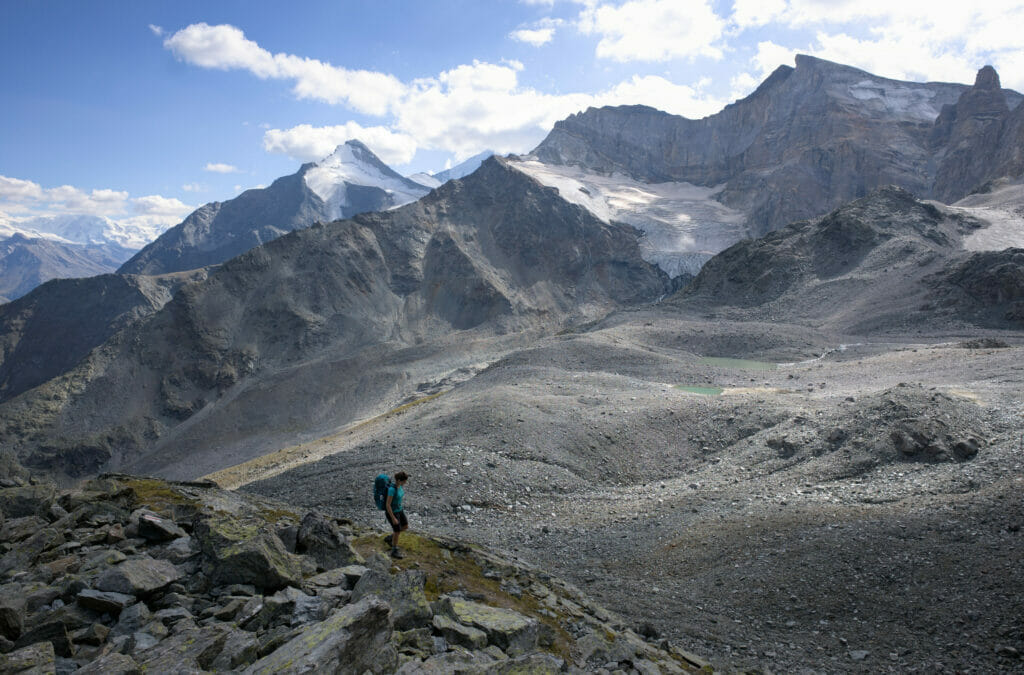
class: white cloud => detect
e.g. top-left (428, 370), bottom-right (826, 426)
top-left (510, 17), bottom-right (564, 46)
top-left (730, 0), bottom-right (787, 28)
top-left (262, 122), bottom-right (419, 165)
top-left (165, 22), bottom-right (733, 162)
top-left (728, 1), bottom-right (1024, 91)
top-left (148, 24), bottom-right (164, 37)
top-left (510, 28), bottom-right (556, 46)
top-left (182, 182), bottom-right (204, 192)
top-left (204, 162), bottom-right (240, 173)
top-left (0, 174), bottom-right (193, 233)
top-left (132, 195), bottom-right (192, 217)
top-left (597, 75), bottom-right (726, 119)
top-left (578, 0), bottom-right (726, 62)
top-left (163, 23), bottom-right (407, 116)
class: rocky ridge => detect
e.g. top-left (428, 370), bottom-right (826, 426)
top-left (0, 234), bottom-right (134, 303)
top-left (0, 471), bottom-right (702, 674)
top-left (676, 185), bottom-right (1024, 332)
top-left (531, 57), bottom-right (1023, 237)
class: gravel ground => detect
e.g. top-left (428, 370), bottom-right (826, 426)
top-left (246, 311), bottom-right (1024, 673)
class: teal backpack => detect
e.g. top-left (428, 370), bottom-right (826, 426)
top-left (373, 473), bottom-right (391, 510)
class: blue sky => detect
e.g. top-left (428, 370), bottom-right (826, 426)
top-left (3, 0), bottom-right (1024, 235)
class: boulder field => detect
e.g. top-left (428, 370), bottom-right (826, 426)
top-left (0, 473), bottom-right (704, 673)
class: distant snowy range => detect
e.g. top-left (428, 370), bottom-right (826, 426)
top-left (0, 145), bottom-right (493, 302)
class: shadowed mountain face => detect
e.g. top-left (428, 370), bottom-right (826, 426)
top-left (0, 158), bottom-right (668, 482)
top-left (0, 271), bottom-right (205, 403)
top-left (118, 141), bottom-right (431, 277)
top-left (674, 185), bottom-right (1024, 333)
top-left (0, 234), bottom-right (134, 303)
top-left (532, 56), bottom-right (1023, 237)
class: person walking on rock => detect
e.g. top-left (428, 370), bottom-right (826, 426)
top-left (384, 471), bottom-right (409, 558)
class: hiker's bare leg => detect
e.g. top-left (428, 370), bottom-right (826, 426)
top-left (392, 529), bottom-right (401, 548)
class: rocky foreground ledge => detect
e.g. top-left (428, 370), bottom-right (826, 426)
top-left (0, 472), bottom-right (707, 674)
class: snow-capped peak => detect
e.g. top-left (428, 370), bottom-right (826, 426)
top-left (303, 140), bottom-right (430, 220)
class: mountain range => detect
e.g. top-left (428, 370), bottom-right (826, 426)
top-left (0, 56), bottom-right (1022, 486)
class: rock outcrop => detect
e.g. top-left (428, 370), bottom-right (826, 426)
top-left (532, 57), bottom-right (1023, 235)
top-left (671, 185), bottom-right (1024, 332)
top-left (0, 473), bottom-right (700, 673)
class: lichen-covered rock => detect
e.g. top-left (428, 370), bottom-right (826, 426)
top-left (133, 623), bottom-right (231, 673)
top-left (110, 602), bottom-right (151, 637)
top-left (0, 484), bottom-right (57, 518)
top-left (243, 596), bottom-right (397, 675)
top-left (76, 589), bottom-right (134, 614)
top-left (432, 613), bottom-right (487, 650)
top-left (296, 510), bottom-right (363, 571)
top-left (437, 596), bottom-right (539, 657)
top-left (209, 626), bottom-right (260, 671)
top-left (193, 514), bottom-right (303, 591)
top-left (0, 640), bottom-right (56, 674)
top-left (95, 556), bottom-right (180, 595)
top-left (352, 568), bottom-right (432, 631)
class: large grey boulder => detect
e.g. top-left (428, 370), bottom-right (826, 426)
top-left (431, 613), bottom-right (487, 650)
top-left (0, 484), bottom-right (56, 518)
top-left (296, 511), bottom-right (363, 571)
top-left (76, 589), bottom-right (134, 614)
top-left (243, 596), bottom-right (397, 674)
top-left (0, 589), bottom-right (25, 639)
top-left (437, 596), bottom-right (539, 657)
top-left (95, 556), bottom-right (181, 595)
top-left (0, 640), bottom-right (56, 674)
top-left (351, 568), bottom-right (432, 631)
top-left (193, 514), bottom-right (303, 591)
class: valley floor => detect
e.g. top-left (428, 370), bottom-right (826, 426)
top-left (243, 311), bottom-right (1024, 673)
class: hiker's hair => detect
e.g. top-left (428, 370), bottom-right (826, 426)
top-left (395, 471), bottom-right (409, 482)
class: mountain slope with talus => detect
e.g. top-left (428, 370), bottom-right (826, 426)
top-left (0, 158), bottom-right (668, 483)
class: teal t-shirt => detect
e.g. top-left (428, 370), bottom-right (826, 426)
top-left (387, 485), bottom-right (404, 512)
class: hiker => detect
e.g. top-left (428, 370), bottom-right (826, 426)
top-left (384, 471), bottom-right (409, 558)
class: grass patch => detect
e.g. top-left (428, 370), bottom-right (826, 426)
top-left (351, 531), bottom-right (574, 661)
top-left (675, 385), bottom-right (724, 396)
top-left (122, 477), bottom-right (198, 511)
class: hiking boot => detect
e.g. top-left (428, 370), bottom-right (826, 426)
top-left (383, 534), bottom-right (392, 546)
top-left (390, 547), bottom-right (405, 559)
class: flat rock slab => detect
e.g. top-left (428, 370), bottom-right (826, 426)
top-left (77, 589), bottom-right (135, 614)
top-left (137, 512), bottom-right (186, 542)
top-left (432, 613), bottom-right (487, 649)
top-left (243, 596), bottom-right (396, 675)
top-left (70, 652), bottom-right (140, 674)
top-left (96, 556), bottom-right (181, 595)
top-left (437, 596), bottom-right (539, 657)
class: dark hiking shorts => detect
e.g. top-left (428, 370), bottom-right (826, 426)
top-left (388, 510), bottom-right (408, 532)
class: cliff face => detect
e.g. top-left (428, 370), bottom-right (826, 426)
top-left (0, 159), bottom-right (669, 482)
top-left (533, 56), bottom-right (1024, 236)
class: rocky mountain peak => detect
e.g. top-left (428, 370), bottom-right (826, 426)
top-left (974, 65), bottom-right (1001, 90)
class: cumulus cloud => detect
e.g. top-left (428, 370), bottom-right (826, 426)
top-left (578, 0), bottom-right (726, 62)
top-left (510, 28), bottom-right (556, 46)
top-left (262, 122), bottom-right (419, 165)
top-left (727, 1), bottom-right (1024, 90)
top-left (164, 23), bottom-right (406, 116)
top-left (204, 162), bottom-right (240, 173)
top-left (0, 174), bottom-right (192, 233)
top-left (510, 18), bottom-right (564, 46)
top-left (148, 24), bottom-right (164, 37)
